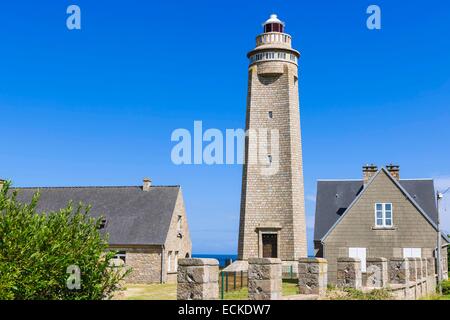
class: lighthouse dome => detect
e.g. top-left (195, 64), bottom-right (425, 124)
top-left (262, 14), bottom-right (285, 33)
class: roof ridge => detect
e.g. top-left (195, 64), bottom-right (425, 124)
top-left (13, 185), bottom-right (180, 189)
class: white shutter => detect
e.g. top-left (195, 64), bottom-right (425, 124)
top-left (403, 248), bottom-right (412, 258)
top-left (349, 247), bottom-right (367, 272)
top-left (403, 248), bottom-right (421, 258)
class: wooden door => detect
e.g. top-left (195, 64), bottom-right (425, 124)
top-left (262, 234), bottom-right (278, 258)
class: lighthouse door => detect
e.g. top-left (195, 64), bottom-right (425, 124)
top-left (262, 234), bottom-right (278, 258)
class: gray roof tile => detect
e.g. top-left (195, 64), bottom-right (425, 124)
top-left (12, 186), bottom-right (180, 246)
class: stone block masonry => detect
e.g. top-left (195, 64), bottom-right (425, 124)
top-left (426, 257), bottom-right (435, 277)
top-left (298, 258), bottom-right (327, 295)
top-left (177, 258), bottom-right (219, 300)
top-left (389, 257), bottom-right (410, 284)
top-left (366, 257), bottom-right (388, 288)
top-left (337, 257), bottom-right (362, 289)
top-left (248, 258), bottom-right (282, 300)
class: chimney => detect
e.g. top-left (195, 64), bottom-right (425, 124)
top-left (386, 164), bottom-right (400, 180)
top-left (143, 178), bottom-right (152, 191)
top-left (362, 164), bottom-right (378, 184)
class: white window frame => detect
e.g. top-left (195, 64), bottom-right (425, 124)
top-left (114, 251), bottom-right (126, 263)
top-left (174, 251), bottom-right (179, 271)
top-left (374, 203), bottom-right (393, 227)
top-left (168, 251), bottom-right (172, 272)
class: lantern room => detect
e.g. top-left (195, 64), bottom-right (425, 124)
top-left (263, 14), bottom-right (285, 33)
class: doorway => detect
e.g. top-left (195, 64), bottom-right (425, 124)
top-left (262, 234), bottom-right (278, 258)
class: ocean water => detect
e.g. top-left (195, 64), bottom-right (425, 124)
top-left (192, 254), bottom-right (238, 268)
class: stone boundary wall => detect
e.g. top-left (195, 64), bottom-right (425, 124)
top-left (177, 258), bottom-right (219, 300)
top-left (298, 258), bottom-right (327, 296)
top-left (366, 257), bottom-right (388, 288)
top-left (336, 257), bottom-right (362, 289)
top-left (386, 257), bottom-right (437, 300)
top-left (248, 258), bottom-right (282, 300)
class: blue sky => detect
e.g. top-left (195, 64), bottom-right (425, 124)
top-left (1, 1), bottom-right (450, 255)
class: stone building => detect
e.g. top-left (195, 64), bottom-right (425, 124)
top-left (314, 164), bottom-right (449, 284)
top-left (231, 14), bottom-right (307, 271)
top-left (11, 178), bottom-right (192, 284)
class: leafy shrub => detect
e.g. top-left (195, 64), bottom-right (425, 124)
top-left (0, 182), bottom-right (129, 300)
top-left (442, 280), bottom-right (450, 296)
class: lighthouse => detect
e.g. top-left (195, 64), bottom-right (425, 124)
top-left (233, 14), bottom-right (307, 270)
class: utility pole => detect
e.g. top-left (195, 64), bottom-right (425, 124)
top-left (436, 187), bottom-right (449, 296)
top-left (437, 191), bottom-right (443, 295)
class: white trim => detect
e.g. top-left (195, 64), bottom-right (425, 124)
top-left (374, 202), bottom-right (393, 228)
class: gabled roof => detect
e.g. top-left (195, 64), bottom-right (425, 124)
top-left (12, 186), bottom-right (181, 246)
top-left (315, 168), bottom-right (449, 243)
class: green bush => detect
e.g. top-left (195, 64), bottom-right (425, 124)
top-left (0, 182), bottom-right (129, 300)
top-left (442, 280), bottom-right (450, 296)
top-left (326, 286), bottom-right (392, 300)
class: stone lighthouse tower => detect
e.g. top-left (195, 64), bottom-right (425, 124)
top-left (237, 14), bottom-right (307, 266)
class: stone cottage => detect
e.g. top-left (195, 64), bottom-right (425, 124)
top-left (10, 178), bottom-right (192, 284)
top-left (314, 165), bottom-right (449, 284)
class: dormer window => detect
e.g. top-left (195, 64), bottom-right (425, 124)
top-left (375, 203), bottom-right (393, 227)
top-left (99, 218), bottom-right (107, 229)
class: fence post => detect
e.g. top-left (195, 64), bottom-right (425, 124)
top-left (225, 272), bottom-right (229, 292)
top-left (221, 271), bottom-right (224, 300)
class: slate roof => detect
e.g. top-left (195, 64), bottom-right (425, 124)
top-left (314, 174), bottom-right (442, 242)
top-left (12, 186), bottom-right (181, 246)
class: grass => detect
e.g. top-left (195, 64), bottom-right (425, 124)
top-left (116, 280), bottom-right (299, 300)
top-left (219, 280), bottom-right (299, 300)
top-left (115, 283), bottom-right (177, 300)
top-left (421, 294), bottom-right (450, 300)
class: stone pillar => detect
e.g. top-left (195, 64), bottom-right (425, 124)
top-left (337, 257), bottom-right (362, 289)
top-left (366, 257), bottom-right (388, 288)
top-left (415, 258), bottom-right (423, 280)
top-left (389, 258), bottom-right (410, 284)
top-left (408, 258), bottom-right (417, 282)
top-left (421, 258), bottom-right (427, 279)
top-left (298, 258), bottom-right (327, 295)
top-left (426, 257), bottom-right (435, 276)
top-left (248, 258), bottom-right (282, 300)
top-left (177, 258), bottom-right (219, 300)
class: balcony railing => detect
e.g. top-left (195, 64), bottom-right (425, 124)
top-left (256, 32), bottom-right (292, 47)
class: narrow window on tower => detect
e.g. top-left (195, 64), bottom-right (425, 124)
top-left (268, 111), bottom-right (273, 119)
top-left (294, 76), bottom-right (298, 85)
top-left (268, 155), bottom-right (272, 164)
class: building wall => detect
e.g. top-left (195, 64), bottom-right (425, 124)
top-left (238, 59), bottom-right (307, 261)
top-left (323, 170), bottom-right (448, 284)
top-left (163, 188), bottom-right (192, 283)
top-left (110, 245), bottom-right (163, 284)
